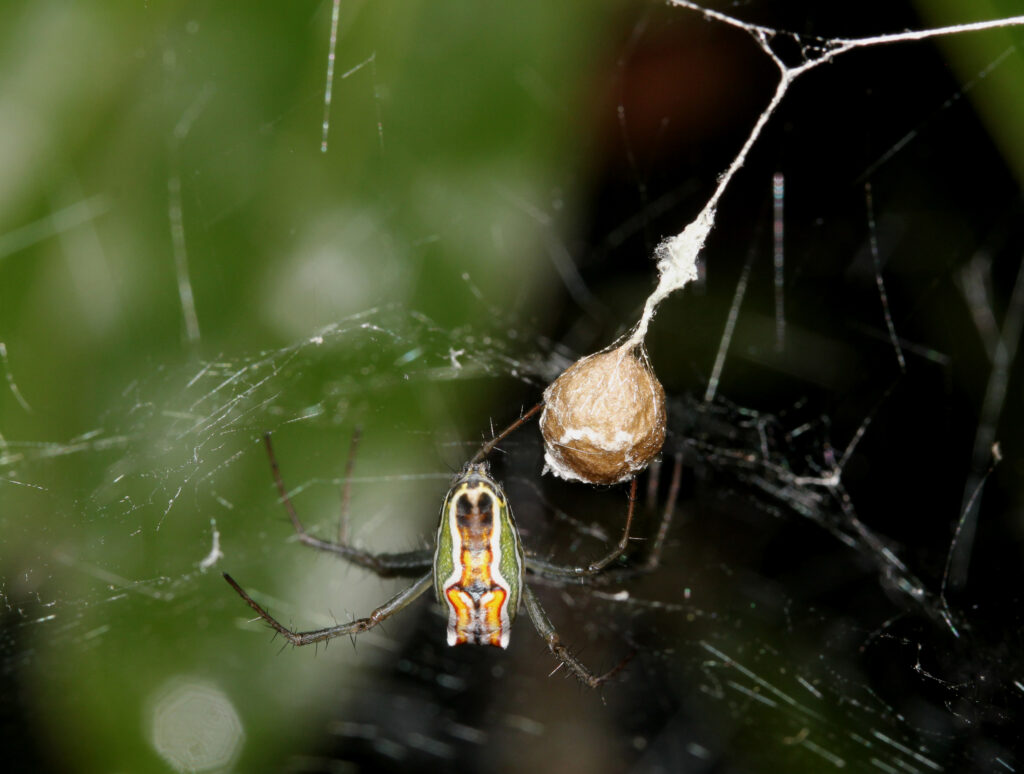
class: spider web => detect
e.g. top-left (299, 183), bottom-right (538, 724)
top-left (1, 1), bottom-right (1024, 772)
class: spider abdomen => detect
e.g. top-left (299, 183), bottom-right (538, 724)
top-left (433, 464), bottom-right (524, 649)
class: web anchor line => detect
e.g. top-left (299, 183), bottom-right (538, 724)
top-left (626, 1), bottom-right (1024, 350)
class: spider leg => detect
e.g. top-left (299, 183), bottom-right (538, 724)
top-left (470, 402), bottom-right (543, 464)
top-left (223, 571), bottom-right (432, 647)
top-left (525, 477), bottom-right (638, 579)
top-left (644, 451), bottom-right (682, 570)
top-left (264, 432), bottom-right (433, 578)
top-left (523, 585), bottom-right (631, 688)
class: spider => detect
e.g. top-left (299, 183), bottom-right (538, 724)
top-left (224, 404), bottom-right (679, 687)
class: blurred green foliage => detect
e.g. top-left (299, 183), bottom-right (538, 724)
top-left (0, 1), bottom-right (622, 771)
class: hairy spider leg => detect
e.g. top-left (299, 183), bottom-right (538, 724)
top-left (264, 432), bottom-right (433, 578)
top-left (525, 477), bottom-right (638, 579)
top-left (470, 402), bottom-right (543, 464)
top-left (223, 570), bottom-right (432, 647)
top-left (522, 585), bottom-right (633, 688)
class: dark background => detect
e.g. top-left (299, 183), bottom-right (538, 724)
top-left (1, 1), bottom-right (1023, 772)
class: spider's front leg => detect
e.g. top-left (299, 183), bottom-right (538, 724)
top-left (263, 432), bottom-right (433, 578)
top-left (522, 585), bottom-right (632, 688)
top-left (223, 571), bottom-right (432, 646)
top-left (470, 402), bottom-right (543, 464)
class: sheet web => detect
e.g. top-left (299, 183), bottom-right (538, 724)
top-left (1, 1), bottom-right (1024, 772)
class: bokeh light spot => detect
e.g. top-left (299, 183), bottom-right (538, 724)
top-left (148, 678), bottom-right (244, 772)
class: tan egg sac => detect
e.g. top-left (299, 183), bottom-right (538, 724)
top-left (540, 345), bottom-right (666, 485)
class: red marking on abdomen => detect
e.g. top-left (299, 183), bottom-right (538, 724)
top-left (444, 512), bottom-right (508, 647)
